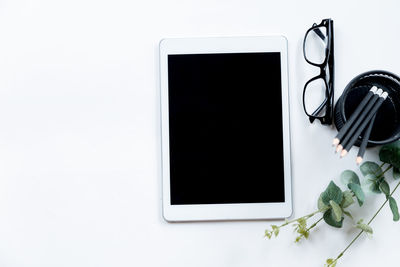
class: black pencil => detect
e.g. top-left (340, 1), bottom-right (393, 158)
top-left (356, 113), bottom-right (376, 165)
top-left (341, 91), bottom-right (388, 157)
top-left (333, 86), bottom-right (378, 147)
top-left (336, 88), bottom-right (382, 153)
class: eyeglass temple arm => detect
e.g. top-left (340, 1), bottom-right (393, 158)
top-left (312, 23), bottom-right (326, 41)
top-left (311, 97), bottom-right (328, 117)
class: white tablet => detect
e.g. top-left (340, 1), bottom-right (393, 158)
top-left (159, 36), bottom-right (292, 222)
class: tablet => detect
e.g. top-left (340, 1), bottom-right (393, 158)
top-left (159, 36), bottom-right (292, 221)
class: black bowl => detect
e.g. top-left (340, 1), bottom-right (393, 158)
top-left (334, 70), bottom-right (400, 147)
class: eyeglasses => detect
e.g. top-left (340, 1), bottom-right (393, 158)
top-left (302, 18), bottom-right (335, 125)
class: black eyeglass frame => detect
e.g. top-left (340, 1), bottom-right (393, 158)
top-left (302, 18), bottom-right (335, 125)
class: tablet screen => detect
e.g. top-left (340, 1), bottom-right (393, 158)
top-left (167, 52), bottom-right (284, 205)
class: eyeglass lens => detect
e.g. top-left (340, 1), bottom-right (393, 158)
top-left (304, 78), bottom-right (329, 117)
top-left (304, 26), bottom-right (328, 65)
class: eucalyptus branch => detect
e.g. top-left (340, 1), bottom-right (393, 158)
top-left (307, 216), bottom-right (324, 231)
top-left (265, 209), bottom-right (325, 240)
top-left (293, 216), bottom-right (324, 243)
top-left (379, 164), bottom-right (392, 178)
top-left (264, 141), bottom-right (400, 267)
top-left (327, 166), bottom-right (399, 267)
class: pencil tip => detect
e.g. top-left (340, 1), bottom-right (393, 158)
top-left (356, 156), bottom-right (363, 165)
top-left (340, 150), bottom-right (347, 158)
top-left (332, 138), bottom-right (339, 146)
top-left (336, 145), bottom-right (343, 153)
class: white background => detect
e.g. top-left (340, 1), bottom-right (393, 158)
top-left (0, 0), bottom-right (399, 266)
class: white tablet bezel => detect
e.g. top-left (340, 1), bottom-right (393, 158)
top-left (159, 36), bottom-right (292, 222)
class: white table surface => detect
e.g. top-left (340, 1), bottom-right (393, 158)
top-left (0, 0), bottom-right (399, 266)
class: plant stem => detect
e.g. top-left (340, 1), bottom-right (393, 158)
top-left (279, 209), bottom-right (322, 228)
top-left (307, 217), bottom-right (323, 232)
top-left (335, 229), bottom-right (363, 261)
top-left (379, 165), bottom-right (392, 178)
top-left (333, 165), bottom-right (398, 263)
top-left (368, 173), bottom-right (400, 224)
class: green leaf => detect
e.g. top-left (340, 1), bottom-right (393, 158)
top-left (361, 174), bottom-right (374, 194)
top-left (297, 217), bottom-right (307, 228)
top-left (394, 167), bottom-right (400, 180)
top-left (364, 172), bottom-right (379, 181)
top-left (340, 170), bottom-right (360, 186)
top-left (356, 219), bottom-right (373, 234)
top-left (264, 229), bottom-right (272, 239)
top-left (389, 196), bottom-right (400, 222)
top-left (365, 174), bottom-right (384, 194)
top-left (271, 225), bottom-right (280, 237)
top-left (323, 209), bottom-right (343, 228)
top-left (379, 180), bottom-right (390, 197)
top-left (379, 141), bottom-right (400, 169)
top-left (329, 200), bottom-right (342, 222)
top-left (343, 210), bottom-right (354, 220)
top-left (293, 218), bottom-right (309, 243)
top-left (348, 183), bottom-right (365, 206)
top-left (340, 190), bottom-right (355, 208)
top-left (325, 258), bottom-right (337, 267)
top-left (360, 161), bottom-right (383, 177)
top-left (321, 181), bottom-right (343, 206)
top-left (318, 194), bottom-right (329, 211)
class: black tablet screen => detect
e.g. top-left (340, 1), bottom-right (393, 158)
top-left (167, 52), bottom-right (285, 205)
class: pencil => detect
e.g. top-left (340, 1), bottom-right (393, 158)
top-left (341, 91), bottom-right (388, 157)
top-left (336, 88), bottom-right (382, 153)
top-left (333, 86), bottom-right (378, 146)
top-left (356, 113), bottom-right (376, 165)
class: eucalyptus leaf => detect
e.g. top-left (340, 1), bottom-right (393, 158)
top-left (370, 177), bottom-right (385, 194)
top-left (341, 190), bottom-right (355, 208)
top-left (363, 173), bottom-right (383, 194)
top-left (321, 181), bottom-right (343, 206)
top-left (379, 180), bottom-right (390, 197)
top-left (356, 219), bottom-right (373, 234)
top-left (318, 194), bottom-right (329, 211)
top-left (389, 196), bottom-right (400, 222)
top-left (364, 173), bottom-right (379, 181)
top-left (340, 170), bottom-right (360, 186)
top-left (360, 174), bottom-right (375, 194)
top-left (348, 183), bottom-right (365, 206)
top-left (343, 210), bottom-right (354, 220)
top-left (323, 209), bottom-right (343, 228)
top-left (265, 230), bottom-right (272, 239)
top-left (329, 200), bottom-right (343, 222)
top-left (379, 141), bottom-right (400, 169)
top-left (360, 161), bottom-right (382, 177)
top-left (271, 225), bottom-right (280, 237)
top-left (297, 217), bottom-right (307, 228)
top-left (394, 167), bottom-right (400, 180)
top-left (326, 258), bottom-right (337, 267)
